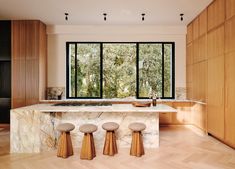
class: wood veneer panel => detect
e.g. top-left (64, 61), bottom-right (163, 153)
top-left (39, 22), bottom-right (47, 101)
top-left (225, 51), bottom-right (235, 147)
top-left (186, 64), bottom-right (193, 84)
top-left (193, 17), bottom-right (199, 40)
top-left (193, 39), bottom-right (199, 64)
top-left (208, 0), bottom-right (225, 31)
top-left (11, 21), bottom-right (26, 108)
top-left (226, 0), bottom-right (235, 20)
top-left (187, 23), bottom-right (193, 44)
top-left (207, 25), bottom-right (225, 59)
top-left (25, 21), bottom-right (39, 106)
top-left (207, 55), bottom-right (225, 140)
top-left (159, 102), bottom-right (173, 124)
top-left (191, 103), bottom-right (206, 130)
top-left (186, 82), bottom-right (193, 100)
top-left (186, 43), bottom-right (193, 65)
top-left (192, 61), bottom-right (207, 102)
top-left (199, 9), bottom-right (207, 36)
top-left (172, 102), bottom-right (192, 125)
top-left (198, 35), bottom-right (207, 62)
top-left (225, 16), bottom-right (235, 53)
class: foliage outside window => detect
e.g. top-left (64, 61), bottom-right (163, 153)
top-left (66, 42), bottom-right (174, 99)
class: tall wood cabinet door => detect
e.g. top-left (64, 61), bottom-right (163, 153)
top-left (225, 52), bottom-right (235, 147)
top-left (38, 22), bottom-right (47, 101)
top-left (12, 21), bottom-right (26, 108)
top-left (25, 21), bottom-right (39, 105)
top-left (187, 23), bottom-right (193, 44)
top-left (208, 0), bottom-right (225, 31)
top-left (226, 0), bottom-right (235, 20)
top-left (199, 9), bottom-right (207, 36)
top-left (207, 56), bottom-right (225, 140)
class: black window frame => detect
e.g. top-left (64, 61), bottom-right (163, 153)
top-left (66, 42), bottom-right (175, 99)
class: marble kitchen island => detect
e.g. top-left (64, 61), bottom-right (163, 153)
top-left (10, 103), bottom-right (177, 153)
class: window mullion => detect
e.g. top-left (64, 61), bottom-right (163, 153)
top-left (162, 43), bottom-right (165, 98)
top-left (136, 43), bottom-right (139, 98)
top-left (75, 43), bottom-right (78, 98)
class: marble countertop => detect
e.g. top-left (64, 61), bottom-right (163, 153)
top-left (40, 98), bottom-right (191, 102)
top-left (40, 99), bottom-right (206, 105)
top-left (12, 103), bottom-right (177, 113)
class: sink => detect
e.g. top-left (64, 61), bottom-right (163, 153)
top-left (53, 102), bottom-right (112, 106)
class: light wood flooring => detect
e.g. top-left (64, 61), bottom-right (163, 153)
top-left (0, 126), bottom-right (235, 169)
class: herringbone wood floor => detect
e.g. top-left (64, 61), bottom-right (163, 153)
top-left (0, 126), bottom-right (235, 169)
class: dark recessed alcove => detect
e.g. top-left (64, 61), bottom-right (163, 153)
top-left (0, 20), bottom-right (11, 124)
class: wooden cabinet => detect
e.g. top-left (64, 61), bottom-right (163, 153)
top-left (199, 9), bottom-right (207, 36)
top-left (208, 0), bottom-right (225, 31)
top-left (193, 18), bottom-right (199, 40)
top-left (192, 61), bottom-right (207, 102)
top-left (225, 17), bottom-right (235, 53)
top-left (12, 21), bottom-right (26, 108)
top-left (207, 25), bottom-right (225, 59)
top-left (224, 16), bottom-right (235, 148)
top-left (207, 56), bottom-right (225, 140)
top-left (172, 102), bottom-right (192, 124)
top-left (186, 82), bottom-right (193, 100)
top-left (12, 20), bottom-right (47, 108)
top-left (191, 103), bottom-right (206, 130)
top-left (159, 112), bottom-right (172, 124)
top-left (186, 43), bottom-right (193, 65)
top-left (193, 39), bottom-right (199, 64)
top-left (225, 52), bottom-right (235, 148)
top-left (226, 0), bottom-right (235, 20)
top-left (187, 23), bottom-right (193, 44)
top-left (198, 35), bottom-right (207, 62)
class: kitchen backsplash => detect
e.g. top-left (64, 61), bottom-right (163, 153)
top-left (46, 87), bottom-right (65, 100)
top-left (175, 87), bottom-right (186, 100)
top-left (46, 87), bottom-right (186, 100)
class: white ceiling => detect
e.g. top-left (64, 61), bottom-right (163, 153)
top-left (0, 0), bottom-right (212, 25)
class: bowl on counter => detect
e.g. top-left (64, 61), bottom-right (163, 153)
top-left (131, 101), bottom-right (151, 107)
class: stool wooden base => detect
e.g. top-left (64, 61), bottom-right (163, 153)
top-left (80, 133), bottom-right (96, 160)
top-left (57, 132), bottom-right (73, 158)
top-left (103, 131), bottom-right (118, 156)
top-left (130, 131), bottom-right (145, 157)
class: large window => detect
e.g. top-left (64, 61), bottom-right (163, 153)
top-left (66, 42), bottom-right (174, 99)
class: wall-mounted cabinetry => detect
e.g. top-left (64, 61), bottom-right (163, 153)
top-left (0, 21), bottom-right (11, 123)
top-left (12, 20), bottom-right (47, 108)
top-left (186, 0), bottom-right (235, 148)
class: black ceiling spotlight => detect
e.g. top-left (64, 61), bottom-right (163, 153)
top-left (103, 13), bottom-right (107, 21)
top-left (180, 13), bottom-right (184, 21)
top-left (142, 13), bottom-right (145, 21)
top-left (65, 13), bottom-right (69, 21)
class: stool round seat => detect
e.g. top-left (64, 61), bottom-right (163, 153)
top-left (102, 122), bottom-right (119, 131)
top-left (79, 124), bottom-right (97, 133)
top-left (57, 123), bottom-right (75, 132)
top-left (129, 122), bottom-right (146, 132)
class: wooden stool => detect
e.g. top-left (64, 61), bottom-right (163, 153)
top-left (56, 123), bottom-right (75, 158)
top-left (79, 124), bottom-right (97, 160)
top-left (128, 122), bottom-right (146, 157)
top-left (102, 122), bottom-right (119, 156)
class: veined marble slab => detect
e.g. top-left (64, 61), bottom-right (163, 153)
top-left (10, 104), bottom-right (177, 153)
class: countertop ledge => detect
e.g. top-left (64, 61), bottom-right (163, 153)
top-left (11, 103), bottom-right (177, 113)
top-left (39, 99), bottom-right (206, 105)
